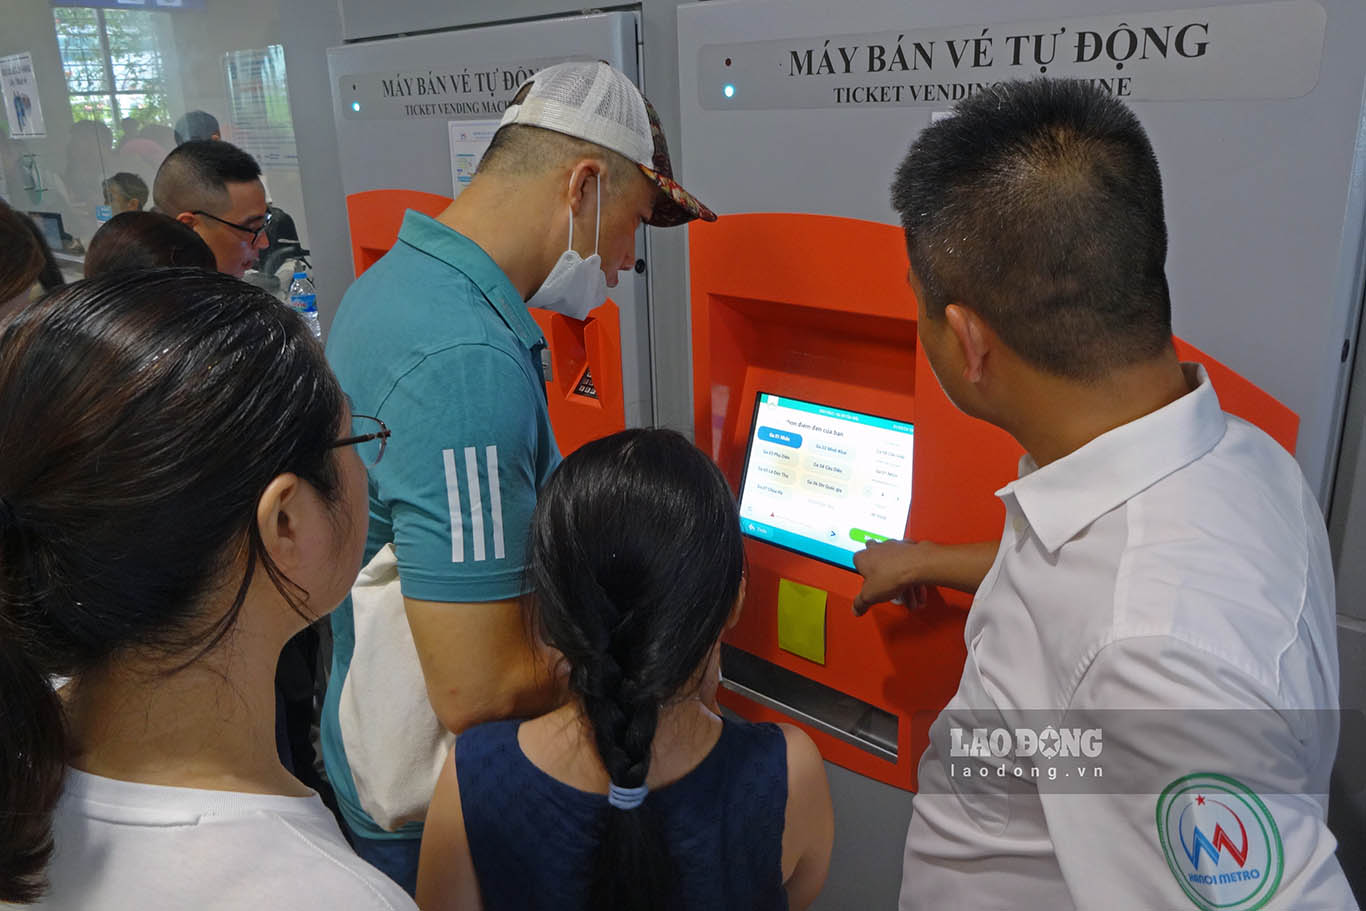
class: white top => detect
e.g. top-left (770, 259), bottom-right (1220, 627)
top-left (900, 365), bottom-right (1357, 911)
top-left (29, 768), bottom-right (417, 911)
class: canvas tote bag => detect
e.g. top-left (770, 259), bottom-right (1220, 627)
top-left (337, 542), bottom-right (454, 830)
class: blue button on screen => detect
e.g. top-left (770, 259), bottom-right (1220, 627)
top-left (757, 426), bottom-right (802, 448)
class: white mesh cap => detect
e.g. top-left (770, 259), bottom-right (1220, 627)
top-left (500, 61), bottom-right (653, 167)
top-left (498, 60), bottom-right (716, 227)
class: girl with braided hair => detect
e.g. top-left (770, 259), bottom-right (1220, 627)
top-left (417, 428), bottom-right (833, 911)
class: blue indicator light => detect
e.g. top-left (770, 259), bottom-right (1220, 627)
top-left (351, 101), bottom-right (361, 112)
top-left (723, 84), bottom-right (736, 99)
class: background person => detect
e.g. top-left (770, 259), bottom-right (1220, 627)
top-left (322, 60), bottom-right (715, 893)
top-left (854, 78), bottom-right (1355, 910)
top-left (0, 269), bottom-right (413, 910)
top-left (61, 120), bottom-right (114, 213)
top-left (118, 123), bottom-right (174, 180)
top-left (102, 171), bottom-right (149, 214)
top-left (416, 429), bottom-right (833, 911)
top-left (0, 199), bottom-right (44, 324)
top-left (19, 215), bottom-right (65, 294)
top-left (152, 140), bottom-right (270, 278)
top-left (174, 109), bottom-right (222, 145)
top-left (115, 117), bottom-right (141, 152)
top-left (83, 211), bottom-right (217, 277)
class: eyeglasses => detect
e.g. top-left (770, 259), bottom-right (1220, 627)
top-left (192, 209), bottom-right (273, 244)
top-left (329, 414), bottom-right (390, 467)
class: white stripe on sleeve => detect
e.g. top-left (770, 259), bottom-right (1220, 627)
top-left (464, 446), bottom-right (486, 562)
top-left (486, 445), bottom-right (505, 560)
top-left (442, 448), bottom-right (464, 563)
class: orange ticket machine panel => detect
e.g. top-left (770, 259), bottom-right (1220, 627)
top-left (344, 188), bottom-right (627, 456)
top-left (691, 212), bottom-right (1298, 790)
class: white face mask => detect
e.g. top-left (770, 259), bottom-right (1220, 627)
top-left (526, 175), bottom-right (608, 321)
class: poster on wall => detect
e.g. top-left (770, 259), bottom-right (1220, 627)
top-left (0, 52), bottom-right (47, 139)
top-left (224, 45), bottom-right (298, 169)
top-left (448, 119), bottom-right (500, 198)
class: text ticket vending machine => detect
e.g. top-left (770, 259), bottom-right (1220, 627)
top-left (328, 12), bottom-right (652, 454)
top-left (677, 3), bottom-right (1364, 898)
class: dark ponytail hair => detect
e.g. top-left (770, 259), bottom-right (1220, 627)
top-left (528, 428), bottom-right (745, 911)
top-left (0, 268), bottom-right (345, 903)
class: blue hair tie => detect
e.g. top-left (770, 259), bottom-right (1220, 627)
top-left (607, 782), bottom-right (649, 810)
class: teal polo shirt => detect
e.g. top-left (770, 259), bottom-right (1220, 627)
top-left (321, 211), bottom-right (561, 839)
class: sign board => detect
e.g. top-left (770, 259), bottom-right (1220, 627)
top-left (225, 46), bottom-right (299, 169)
top-left (698, 1), bottom-right (1326, 110)
top-left (338, 57), bottom-right (574, 122)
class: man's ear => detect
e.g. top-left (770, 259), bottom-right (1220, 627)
top-left (175, 211), bottom-right (197, 229)
top-left (566, 159), bottom-right (605, 216)
top-left (255, 473), bottom-right (303, 572)
top-left (944, 303), bottom-right (991, 384)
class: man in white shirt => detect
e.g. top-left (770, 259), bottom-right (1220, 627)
top-left (854, 78), bottom-right (1357, 910)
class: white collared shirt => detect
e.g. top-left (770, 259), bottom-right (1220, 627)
top-left (900, 365), bottom-right (1356, 911)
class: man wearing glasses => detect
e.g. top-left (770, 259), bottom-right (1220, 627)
top-left (152, 139), bottom-right (270, 278)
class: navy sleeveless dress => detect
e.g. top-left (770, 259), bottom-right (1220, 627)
top-left (456, 716), bottom-right (790, 911)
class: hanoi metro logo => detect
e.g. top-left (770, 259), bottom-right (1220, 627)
top-left (1156, 773), bottom-right (1284, 911)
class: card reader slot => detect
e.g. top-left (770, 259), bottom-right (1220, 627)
top-left (720, 644), bottom-right (898, 762)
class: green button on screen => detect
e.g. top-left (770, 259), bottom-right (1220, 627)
top-left (849, 528), bottom-right (890, 545)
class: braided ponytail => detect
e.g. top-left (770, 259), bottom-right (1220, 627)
top-left (529, 429), bottom-right (746, 911)
top-left (580, 628), bottom-right (676, 909)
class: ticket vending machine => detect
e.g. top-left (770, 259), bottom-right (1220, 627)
top-left (692, 211), bottom-right (1297, 791)
top-left (678, 0), bottom-right (1366, 904)
top-left (328, 12), bottom-right (651, 453)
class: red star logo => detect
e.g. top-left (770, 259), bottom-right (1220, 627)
top-left (1196, 795), bottom-right (1206, 806)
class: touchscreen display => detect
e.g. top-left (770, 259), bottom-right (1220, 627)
top-left (736, 393), bottom-right (914, 570)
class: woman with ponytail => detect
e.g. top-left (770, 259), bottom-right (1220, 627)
top-left (416, 428), bottom-right (833, 911)
top-left (0, 269), bottom-right (414, 909)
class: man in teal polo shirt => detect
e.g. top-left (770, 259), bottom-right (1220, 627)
top-left (322, 61), bottom-right (715, 892)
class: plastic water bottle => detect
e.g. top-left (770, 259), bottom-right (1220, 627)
top-left (287, 269), bottom-right (321, 340)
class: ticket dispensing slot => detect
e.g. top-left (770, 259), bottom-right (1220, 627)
top-left (721, 644), bottom-right (899, 762)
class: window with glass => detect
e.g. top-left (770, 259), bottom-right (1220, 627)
top-left (53, 7), bottom-right (170, 133)
top-left (2, 0), bottom-right (313, 287)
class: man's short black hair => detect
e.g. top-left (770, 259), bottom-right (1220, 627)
top-left (152, 140), bottom-right (261, 217)
top-left (891, 79), bottom-right (1172, 380)
top-left (174, 110), bottom-right (220, 145)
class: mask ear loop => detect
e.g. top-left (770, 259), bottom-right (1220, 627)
top-left (566, 173), bottom-right (576, 254)
top-left (567, 170), bottom-right (604, 256)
